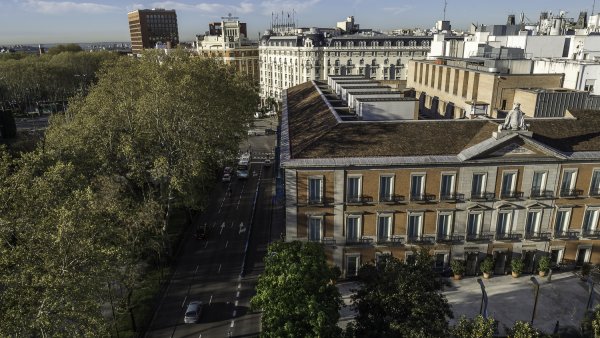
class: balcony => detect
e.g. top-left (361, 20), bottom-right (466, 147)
top-left (436, 234), bottom-right (465, 243)
top-left (499, 191), bottom-right (523, 200)
top-left (346, 195), bottom-right (373, 205)
top-left (410, 193), bottom-right (436, 203)
top-left (590, 189), bottom-right (600, 198)
top-left (345, 236), bottom-right (374, 246)
top-left (406, 235), bottom-right (436, 244)
top-left (307, 197), bottom-right (324, 206)
top-left (322, 237), bottom-right (336, 246)
top-left (466, 232), bottom-right (494, 242)
top-left (554, 230), bottom-right (580, 240)
top-left (469, 192), bottom-right (495, 201)
top-left (495, 232), bottom-right (522, 241)
top-left (581, 229), bottom-right (600, 239)
top-left (439, 193), bottom-right (465, 202)
top-left (529, 190), bottom-right (554, 199)
top-left (559, 189), bottom-right (583, 198)
top-left (523, 232), bottom-right (551, 241)
top-left (379, 195), bottom-right (405, 204)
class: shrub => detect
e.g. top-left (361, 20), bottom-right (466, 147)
top-left (511, 257), bottom-right (525, 274)
top-left (480, 257), bottom-right (494, 274)
top-left (537, 256), bottom-right (550, 273)
top-left (450, 259), bottom-right (466, 276)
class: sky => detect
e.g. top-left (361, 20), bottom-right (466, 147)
top-left (0, 0), bottom-right (595, 45)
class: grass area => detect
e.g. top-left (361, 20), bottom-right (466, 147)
top-left (111, 207), bottom-right (189, 337)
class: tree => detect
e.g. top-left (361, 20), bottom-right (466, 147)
top-left (347, 250), bottom-right (453, 338)
top-left (44, 49), bottom-right (258, 258)
top-left (251, 241), bottom-right (343, 338)
top-left (506, 321), bottom-right (547, 338)
top-left (452, 315), bottom-right (496, 338)
top-left (46, 43), bottom-right (83, 55)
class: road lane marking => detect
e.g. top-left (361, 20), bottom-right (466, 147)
top-left (230, 320), bottom-right (235, 328)
top-left (220, 222), bottom-right (225, 235)
top-left (232, 310), bottom-right (237, 317)
top-left (195, 265), bottom-right (199, 274)
top-left (181, 296), bottom-right (187, 308)
top-left (237, 283), bottom-right (241, 289)
top-left (225, 240), bottom-right (229, 248)
top-left (231, 221), bottom-right (234, 228)
top-left (218, 264), bottom-right (222, 273)
top-left (204, 241), bottom-right (208, 249)
top-left (236, 291), bottom-right (240, 298)
top-left (209, 295), bottom-right (213, 305)
top-left (235, 300), bottom-right (239, 306)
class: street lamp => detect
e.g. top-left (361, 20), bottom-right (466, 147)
top-left (586, 276), bottom-right (595, 311)
top-left (477, 278), bottom-right (488, 318)
top-left (530, 276), bottom-right (540, 325)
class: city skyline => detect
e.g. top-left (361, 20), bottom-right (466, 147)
top-left (0, 0), bottom-right (595, 45)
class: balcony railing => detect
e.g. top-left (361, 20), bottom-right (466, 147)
top-left (410, 193), bottom-right (436, 202)
top-left (379, 195), bottom-right (405, 204)
top-left (495, 232), bottom-right (522, 241)
top-left (499, 191), bottom-right (523, 200)
top-left (554, 230), bottom-right (580, 239)
top-left (581, 229), bottom-right (600, 238)
top-left (308, 197), bottom-right (323, 205)
top-left (322, 237), bottom-right (336, 246)
top-left (406, 235), bottom-right (436, 244)
top-left (466, 232), bottom-right (494, 242)
top-left (529, 189), bottom-right (554, 199)
top-left (590, 189), bottom-right (600, 197)
top-left (559, 189), bottom-right (583, 198)
top-left (436, 234), bottom-right (465, 243)
top-left (346, 195), bottom-right (373, 204)
top-left (439, 193), bottom-right (465, 202)
top-left (524, 232), bottom-right (551, 241)
top-left (470, 192), bottom-right (495, 201)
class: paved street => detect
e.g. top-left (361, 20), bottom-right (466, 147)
top-left (145, 116), bottom-right (277, 338)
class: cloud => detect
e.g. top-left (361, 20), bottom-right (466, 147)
top-left (149, 1), bottom-right (254, 14)
top-left (259, 0), bottom-right (320, 15)
top-left (21, 0), bottom-right (119, 14)
top-left (383, 5), bottom-right (413, 16)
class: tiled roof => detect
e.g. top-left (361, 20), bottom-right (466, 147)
top-left (285, 81), bottom-right (600, 160)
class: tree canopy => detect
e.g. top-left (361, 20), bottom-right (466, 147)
top-left (251, 241), bottom-right (343, 338)
top-left (347, 251), bottom-right (453, 338)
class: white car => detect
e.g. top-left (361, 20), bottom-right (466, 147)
top-left (222, 167), bottom-right (233, 182)
top-left (184, 301), bottom-right (202, 324)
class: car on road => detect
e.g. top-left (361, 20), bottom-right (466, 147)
top-left (184, 301), bottom-right (203, 323)
top-left (222, 167), bottom-right (233, 182)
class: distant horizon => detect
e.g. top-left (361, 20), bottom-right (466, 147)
top-left (0, 0), bottom-right (595, 45)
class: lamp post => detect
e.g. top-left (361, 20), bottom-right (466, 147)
top-left (530, 276), bottom-right (540, 325)
top-left (477, 278), bottom-right (488, 318)
top-left (586, 276), bottom-right (595, 311)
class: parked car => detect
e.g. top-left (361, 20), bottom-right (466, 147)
top-left (222, 167), bottom-right (233, 182)
top-left (184, 301), bottom-right (203, 323)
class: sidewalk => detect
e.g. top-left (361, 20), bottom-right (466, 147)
top-left (444, 271), bottom-right (596, 335)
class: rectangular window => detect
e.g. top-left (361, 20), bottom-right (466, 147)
top-left (496, 211), bottom-right (513, 235)
top-left (440, 173), bottom-right (455, 199)
top-left (347, 176), bottom-right (362, 203)
top-left (501, 172), bottom-right (517, 198)
top-left (471, 173), bottom-right (486, 197)
top-left (377, 215), bottom-right (392, 242)
top-left (410, 174), bottom-right (425, 200)
top-left (467, 212), bottom-right (482, 236)
top-left (308, 177), bottom-right (323, 204)
top-left (346, 216), bottom-right (361, 242)
top-left (582, 208), bottom-right (599, 233)
top-left (379, 175), bottom-right (394, 202)
top-left (590, 170), bottom-right (600, 196)
top-left (560, 169), bottom-right (577, 196)
top-left (346, 255), bottom-right (360, 277)
top-left (437, 213), bottom-right (452, 239)
top-left (407, 213), bottom-right (423, 240)
top-left (531, 171), bottom-right (547, 196)
top-left (525, 210), bottom-right (541, 234)
top-left (308, 217), bottom-right (322, 242)
top-left (554, 209), bottom-right (571, 235)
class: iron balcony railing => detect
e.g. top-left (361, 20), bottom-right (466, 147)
top-left (495, 232), bottom-right (522, 241)
top-left (470, 192), bottom-right (495, 201)
top-left (379, 195), bottom-right (405, 203)
top-left (590, 189), bottom-right (600, 197)
top-left (466, 232), bottom-right (494, 242)
top-left (439, 193), bottom-right (465, 202)
top-left (499, 191), bottom-right (523, 200)
top-left (436, 234), bottom-right (465, 243)
top-left (346, 195), bottom-right (373, 204)
top-left (529, 189), bottom-right (554, 199)
top-left (406, 235), bottom-right (436, 244)
top-left (559, 189), bottom-right (583, 198)
top-left (554, 230), bottom-right (580, 239)
top-left (307, 197), bottom-right (323, 205)
top-left (523, 232), bottom-right (551, 241)
top-left (410, 193), bottom-right (436, 202)
top-left (581, 229), bottom-right (600, 238)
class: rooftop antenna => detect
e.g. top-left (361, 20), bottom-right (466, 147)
top-left (593, 0), bottom-right (596, 16)
top-left (443, 0), bottom-right (448, 20)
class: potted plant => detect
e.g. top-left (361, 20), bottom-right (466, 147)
top-left (450, 259), bottom-right (466, 280)
top-left (537, 256), bottom-right (550, 277)
top-left (480, 257), bottom-right (494, 279)
top-left (511, 257), bottom-right (524, 278)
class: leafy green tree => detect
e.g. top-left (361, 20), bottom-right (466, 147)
top-left (347, 250), bottom-right (453, 338)
top-left (452, 315), bottom-right (496, 338)
top-left (506, 321), bottom-right (547, 338)
top-left (251, 241), bottom-right (343, 338)
top-left (46, 43), bottom-right (83, 55)
top-left (44, 49), bottom-right (258, 258)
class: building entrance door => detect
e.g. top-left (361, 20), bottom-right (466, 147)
top-left (523, 251), bottom-right (536, 274)
top-left (494, 252), bottom-right (507, 275)
top-left (466, 252), bottom-right (479, 276)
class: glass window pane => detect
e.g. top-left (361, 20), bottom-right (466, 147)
top-left (411, 176), bottom-right (423, 197)
top-left (441, 174), bottom-right (454, 196)
top-left (380, 176), bottom-right (392, 200)
top-left (532, 172), bottom-right (545, 192)
top-left (347, 217), bottom-right (359, 241)
top-left (591, 171), bottom-right (600, 195)
top-left (526, 211), bottom-right (540, 234)
top-left (501, 173), bottom-right (515, 194)
top-left (472, 174), bottom-right (485, 195)
top-left (467, 213), bottom-right (480, 235)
